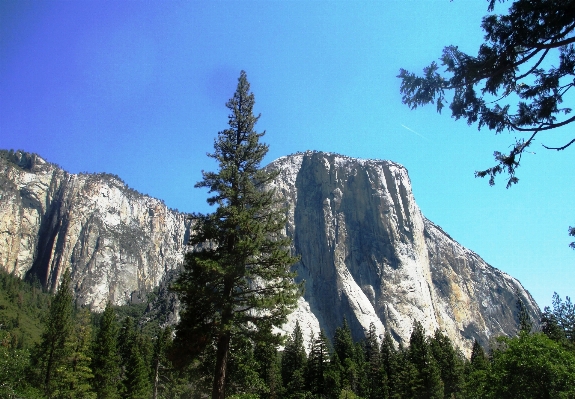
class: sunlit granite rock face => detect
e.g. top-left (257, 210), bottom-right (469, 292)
top-left (268, 151), bottom-right (539, 353)
top-left (0, 151), bottom-right (192, 311)
top-left (0, 150), bottom-right (539, 353)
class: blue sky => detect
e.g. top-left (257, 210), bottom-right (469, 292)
top-left (1, 0), bottom-right (573, 310)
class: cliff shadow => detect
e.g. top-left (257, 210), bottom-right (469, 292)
top-left (293, 153), bottom-right (342, 340)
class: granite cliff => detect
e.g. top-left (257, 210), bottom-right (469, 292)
top-left (0, 150), bottom-right (539, 353)
top-left (269, 152), bottom-right (539, 352)
top-left (0, 151), bottom-right (192, 311)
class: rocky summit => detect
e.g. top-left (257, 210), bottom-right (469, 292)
top-left (0, 150), bottom-right (539, 354)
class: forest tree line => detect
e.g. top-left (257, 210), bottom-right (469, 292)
top-left (2, 268), bottom-right (575, 398)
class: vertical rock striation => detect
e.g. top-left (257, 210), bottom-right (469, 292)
top-left (0, 151), bottom-right (192, 311)
top-left (268, 151), bottom-right (539, 353)
top-left (0, 150), bottom-right (539, 353)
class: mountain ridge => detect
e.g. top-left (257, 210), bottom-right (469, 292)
top-left (0, 149), bottom-right (540, 354)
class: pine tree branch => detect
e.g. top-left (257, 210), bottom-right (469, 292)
top-left (542, 138), bottom-right (575, 151)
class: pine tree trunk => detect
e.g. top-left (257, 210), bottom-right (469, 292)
top-left (211, 332), bottom-right (231, 399)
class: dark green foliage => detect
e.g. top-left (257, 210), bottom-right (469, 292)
top-left (281, 321), bottom-right (308, 398)
top-left (541, 292), bottom-right (575, 345)
top-left (0, 149), bottom-right (45, 171)
top-left (469, 340), bottom-right (489, 372)
top-left (254, 338), bottom-right (283, 399)
top-left (379, 333), bottom-right (398, 399)
top-left (351, 342), bottom-right (368, 398)
top-left (379, 332), bottom-right (396, 384)
top-left (488, 332), bottom-right (575, 398)
top-left (462, 340), bottom-right (490, 398)
top-left (333, 319), bottom-right (355, 367)
top-left (516, 294), bottom-right (533, 335)
top-left (406, 321), bottom-right (443, 399)
top-left (113, 301), bottom-right (148, 323)
top-left (541, 309), bottom-right (566, 344)
top-left (332, 319), bottom-right (365, 395)
top-left (171, 70), bottom-right (300, 399)
top-left (225, 335), bottom-right (268, 397)
top-left (0, 269), bottom-right (50, 349)
top-left (429, 330), bottom-right (463, 399)
top-left (118, 317), bottom-right (152, 399)
top-left (53, 307), bottom-right (95, 399)
top-left (392, 350), bottom-right (419, 399)
top-left (124, 336), bottom-right (152, 399)
top-left (0, 270), bottom-right (50, 397)
top-left (118, 316), bottom-right (136, 378)
top-left (5, 276), bottom-right (575, 398)
top-left (399, 0), bottom-right (575, 190)
top-left (92, 302), bottom-right (121, 399)
top-left (32, 269), bottom-right (75, 397)
top-left (0, 345), bottom-right (39, 398)
top-left (151, 327), bottom-right (172, 399)
top-left (363, 323), bottom-right (386, 399)
top-left (24, 270), bottom-right (96, 398)
top-left (306, 330), bottom-right (330, 397)
top-left (363, 323), bottom-right (379, 365)
top-left (333, 318), bottom-right (363, 392)
top-left (324, 353), bottom-right (342, 399)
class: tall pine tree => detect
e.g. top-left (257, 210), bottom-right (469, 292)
top-left (32, 269), bottom-right (75, 398)
top-left (53, 307), bottom-right (95, 399)
top-left (541, 293), bottom-right (575, 345)
top-left (124, 335), bottom-right (152, 399)
top-left (516, 294), bottom-right (533, 335)
top-left (333, 319), bottom-right (355, 366)
top-left (333, 319), bottom-right (362, 394)
top-left (254, 336), bottom-right (283, 399)
top-left (306, 330), bottom-right (330, 397)
top-left (171, 70), bottom-right (300, 399)
top-left (281, 321), bottom-right (308, 398)
top-left (92, 302), bottom-right (121, 399)
top-left (363, 323), bottom-right (386, 399)
top-left (462, 339), bottom-right (490, 398)
top-left (407, 321), bottom-right (443, 399)
top-left (118, 317), bottom-right (151, 399)
top-left (152, 326), bottom-right (173, 399)
top-left (429, 330), bottom-right (463, 399)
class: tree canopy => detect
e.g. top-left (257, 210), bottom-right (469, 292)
top-left (398, 0), bottom-right (575, 188)
top-left (3, 272), bottom-right (575, 398)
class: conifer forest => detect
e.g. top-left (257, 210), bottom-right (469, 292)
top-left (2, 267), bottom-right (575, 398)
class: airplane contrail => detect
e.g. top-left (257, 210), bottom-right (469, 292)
top-left (400, 124), bottom-right (428, 140)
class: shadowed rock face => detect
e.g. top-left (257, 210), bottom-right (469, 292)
top-left (0, 150), bottom-right (539, 353)
top-left (0, 151), bottom-right (192, 311)
top-left (268, 151), bottom-right (539, 353)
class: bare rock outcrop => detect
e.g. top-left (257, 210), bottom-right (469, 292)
top-left (269, 151), bottom-right (539, 353)
top-left (0, 151), bottom-right (192, 311)
top-left (0, 150), bottom-right (539, 353)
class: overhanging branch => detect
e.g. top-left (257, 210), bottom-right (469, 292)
top-left (542, 138), bottom-right (575, 151)
top-left (509, 115), bottom-right (575, 132)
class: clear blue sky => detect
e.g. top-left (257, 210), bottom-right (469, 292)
top-left (1, 0), bottom-right (573, 310)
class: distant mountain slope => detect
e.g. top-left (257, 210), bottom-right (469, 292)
top-left (0, 149), bottom-right (539, 354)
